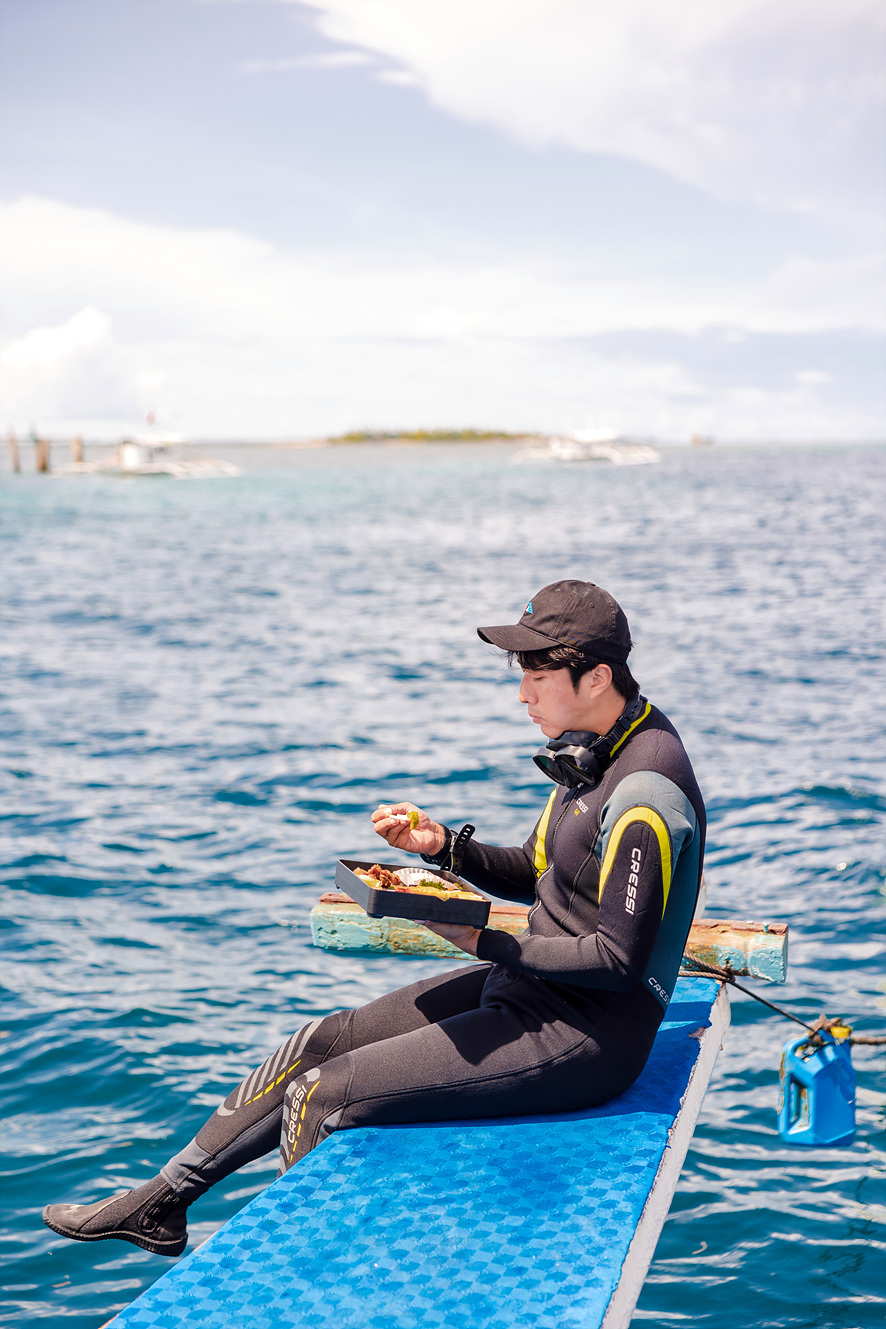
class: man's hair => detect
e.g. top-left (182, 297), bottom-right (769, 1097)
top-left (508, 644), bottom-right (639, 701)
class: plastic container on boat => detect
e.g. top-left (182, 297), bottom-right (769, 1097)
top-left (778, 1032), bottom-right (855, 1146)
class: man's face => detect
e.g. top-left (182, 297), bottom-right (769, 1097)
top-left (518, 667), bottom-right (595, 738)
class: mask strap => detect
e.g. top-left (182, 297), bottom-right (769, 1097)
top-left (604, 693), bottom-right (646, 754)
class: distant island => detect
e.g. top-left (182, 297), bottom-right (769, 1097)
top-left (328, 429), bottom-right (534, 443)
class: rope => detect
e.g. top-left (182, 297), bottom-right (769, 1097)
top-left (681, 952), bottom-right (886, 1048)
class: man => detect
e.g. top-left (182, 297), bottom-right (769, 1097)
top-left (43, 580), bottom-right (705, 1258)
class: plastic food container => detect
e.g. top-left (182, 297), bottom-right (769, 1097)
top-left (335, 859), bottom-right (491, 928)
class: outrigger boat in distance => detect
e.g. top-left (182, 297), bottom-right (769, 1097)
top-left (513, 428), bottom-right (660, 466)
top-left (100, 904), bottom-right (786, 1329)
top-left (55, 438), bottom-right (242, 479)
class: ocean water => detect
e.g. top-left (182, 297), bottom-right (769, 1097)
top-left (1, 440), bottom-right (884, 1327)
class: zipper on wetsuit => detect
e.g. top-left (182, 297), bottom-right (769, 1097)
top-left (551, 787), bottom-right (582, 843)
top-left (526, 788), bottom-right (582, 930)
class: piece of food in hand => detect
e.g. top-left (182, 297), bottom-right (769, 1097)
top-left (381, 809), bottom-right (421, 825)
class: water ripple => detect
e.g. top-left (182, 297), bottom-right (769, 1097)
top-left (1, 443), bottom-right (884, 1327)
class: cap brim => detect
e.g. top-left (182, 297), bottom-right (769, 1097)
top-left (477, 624), bottom-right (560, 651)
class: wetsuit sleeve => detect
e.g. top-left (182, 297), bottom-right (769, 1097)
top-left (475, 776), bottom-right (696, 989)
top-left (458, 838), bottom-right (537, 904)
top-left (456, 794), bottom-right (556, 904)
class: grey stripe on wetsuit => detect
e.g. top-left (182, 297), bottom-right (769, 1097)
top-left (216, 1020), bottom-right (322, 1117)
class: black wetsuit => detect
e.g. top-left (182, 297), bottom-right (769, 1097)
top-left (162, 702), bottom-right (704, 1201)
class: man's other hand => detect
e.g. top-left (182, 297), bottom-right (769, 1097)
top-left (418, 920), bottom-right (482, 957)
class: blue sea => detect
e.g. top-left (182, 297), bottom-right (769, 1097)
top-left (1, 440), bottom-right (884, 1327)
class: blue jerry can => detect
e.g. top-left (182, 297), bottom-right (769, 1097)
top-left (778, 1032), bottom-right (856, 1146)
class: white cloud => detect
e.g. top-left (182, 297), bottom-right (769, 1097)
top-left (0, 195), bottom-right (882, 440)
top-left (1, 306), bottom-right (110, 371)
top-left (9, 193), bottom-right (881, 346)
top-left (242, 50), bottom-right (373, 73)
top-left (375, 68), bottom-right (419, 87)
top-left (0, 304), bottom-right (143, 425)
top-left (796, 370), bottom-right (831, 386)
top-left (294, 0), bottom-right (885, 231)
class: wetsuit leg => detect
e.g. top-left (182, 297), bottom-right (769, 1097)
top-left (278, 974), bottom-right (662, 1173)
top-left (161, 964), bottom-right (489, 1201)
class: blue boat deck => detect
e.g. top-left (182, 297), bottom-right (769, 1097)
top-left (108, 976), bottom-right (728, 1329)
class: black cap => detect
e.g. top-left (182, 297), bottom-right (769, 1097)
top-left (478, 580), bottom-right (632, 663)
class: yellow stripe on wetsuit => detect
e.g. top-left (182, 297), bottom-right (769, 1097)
top-left (598, 805), bottom-right (672, 917)
top-left (533, 790), bottom-right (556, 875)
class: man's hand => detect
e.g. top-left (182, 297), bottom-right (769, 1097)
top-left (370, 803), bottom-right (446, 857)
top-left (418, 920), bottom-right (482, 957)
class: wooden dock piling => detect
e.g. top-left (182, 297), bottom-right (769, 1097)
top-left (7, 430), bottom-right (20, 473)
top-left (35, 435), bottom-right (51, 472)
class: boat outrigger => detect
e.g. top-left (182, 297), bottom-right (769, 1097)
top-left (513, 429), bottom-right (659, 466)
top-left (56, 438), bottom-right (241, 479)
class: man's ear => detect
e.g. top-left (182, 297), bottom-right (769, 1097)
top-left (594, 663), bottom-right (614, 692)
top-left (578, 663), bottom-right (612, 696)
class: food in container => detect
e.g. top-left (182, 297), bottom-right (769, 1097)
top-left (335, 858), bottom-right (491, 927)
top-left (355, 864), bottom-right (482, 900)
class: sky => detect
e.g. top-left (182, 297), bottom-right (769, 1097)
top-left (0, 0), bottom-right (884, 442)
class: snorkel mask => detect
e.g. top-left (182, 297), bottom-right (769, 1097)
top-left (533, 694), bottom-right (647, 789)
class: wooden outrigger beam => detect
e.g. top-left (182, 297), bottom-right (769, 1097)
top-left (310, 893), bottom-right (789, 983)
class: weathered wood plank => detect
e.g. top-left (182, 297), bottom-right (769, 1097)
top-left (310, 892), bottom-right (529, 961)
top-left (682, 918), bottom-right (788, 983)
top-left (310, 893), bottom-right (788, 982)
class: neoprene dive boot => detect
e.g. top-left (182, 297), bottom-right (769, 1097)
top-left (42, 1176), bottom-right (188, 1257)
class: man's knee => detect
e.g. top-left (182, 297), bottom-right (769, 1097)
top-left (280, 1068), bottom-right (322, 1171)
top-left (279, 1056), bottom-right (351, 1172)
top-left (301, 1009), bottom-right (352, 1063)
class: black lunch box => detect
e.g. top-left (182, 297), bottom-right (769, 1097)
top-left (335, 858), bottom-right (491, 928)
